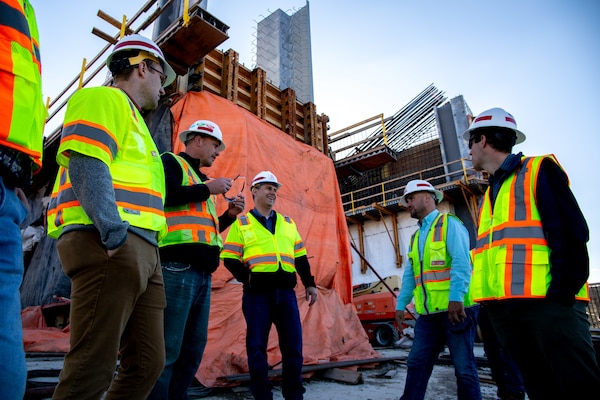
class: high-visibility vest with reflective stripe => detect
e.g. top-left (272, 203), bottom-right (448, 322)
top-left (0, 0), bottom-right (46, 169)
top-left (221, 212), bottom-right (306, 273)
top-left (408, 213), bottom-right (476, 315)
top-left (47, 86), bottom-right (166, 240)
top-left (159, 153), bottom-right (221, 249)
top-left (471, 155), bottom-right (589, 301)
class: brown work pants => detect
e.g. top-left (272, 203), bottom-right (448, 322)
top-left (52, 230), bottom-right (166, 400)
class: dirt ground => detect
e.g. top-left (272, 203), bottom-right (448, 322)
top-left (194, 345), bottom-right (504, 400)
top-left (26, 344), bottom-right (508, 400)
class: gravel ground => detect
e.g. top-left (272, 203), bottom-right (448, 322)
top-left (27, 344), bottom-right (509, 400)
top-left (194, 345), bottom-right (505, 400)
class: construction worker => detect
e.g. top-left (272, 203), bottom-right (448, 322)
top-left (148, 120), bottom-right (245, 399)
top-left (395, 179), bottom-right (481, 400)
top-left (46, 33), bottom-right (176, 399)
top-left (221, 171), bottom-right (318, 400)
top-left (0, 0), bottom-right (45, 398)
top-left (465, 107), bottom-right (600, 399)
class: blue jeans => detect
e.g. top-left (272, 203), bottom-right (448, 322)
top-left (148, 262), bottom-right (212, 400)
top-left (0, 177), bottom-right (27, 399)
top-left (243, 289), bottom-right (305, 400)
top-left (401, 305), bottom-right (481, 400)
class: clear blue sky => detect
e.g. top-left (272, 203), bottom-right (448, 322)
top-left (35, 0), bottom-right (600, 282)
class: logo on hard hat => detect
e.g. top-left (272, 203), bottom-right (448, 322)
top-left (251, 171), bottom-right (281, 189)
top-left (192, 122), bottom-right (215, 133)
top-left (400, 179), bottom-right (443, 207)
top-left (462, 107), bottom-right (526, 144)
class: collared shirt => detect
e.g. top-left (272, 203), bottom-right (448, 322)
top-left (396, 209), bottom-right (472, 311)
top-left (250, 208), bottom-right (275, 233)
top-left (488, 152), bottom-right (523, 208)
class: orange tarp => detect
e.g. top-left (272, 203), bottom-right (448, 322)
top-left (22, 91), bottom-right (379, 387)
top-left (171, 91), bottom-right (354, 302)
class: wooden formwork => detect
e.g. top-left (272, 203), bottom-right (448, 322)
top-left (192, 48), bottom-right (329, 154)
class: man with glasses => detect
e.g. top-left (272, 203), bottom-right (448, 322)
top-left (148, 119), bottom-right (245, 399)
top-left (464, 107), bottom-right (600, 399)
top-left (147, 63), bottom-right (167, 86)
top-left (47, 33), bottom-right (176, 399)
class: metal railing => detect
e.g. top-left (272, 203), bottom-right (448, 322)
top-left (45, 0), bottom-right (173, 141)
top-left (589, 283), bottom-right (600, 329)
top-left (340, 158), bottom-right (486, 215)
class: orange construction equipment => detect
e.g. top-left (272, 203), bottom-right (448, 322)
top-left (353, 291), bottom-right (415, 347)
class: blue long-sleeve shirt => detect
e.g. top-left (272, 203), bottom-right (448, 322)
top-left (396, 209), bottom-right (472, 312)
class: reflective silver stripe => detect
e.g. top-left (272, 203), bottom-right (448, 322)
top-left (280, 255), bottom-right (295, 265)
top-left (491, 226), bottom-right (545, 242)
top-left (433, 216), bottom-right (444, 242)
top-left (223, 243), bottom-right (243, 253)
top-left (513, 158), bottom-right (532, 221)
top-left (0, 2), bottom-right (30, 39)
top-left (53, 186), bottom-right (162, 212)
top-left (53, 188), bottom-right (76, 203)
top-left (59, 169), bottom-right (68, 185)
top-left (247, 255), bottom-right (278, 267)
top-left (420, 269), bottom-right (451, 283)
top-left (114, 188), bottom-right (163, 210)
top-left (510, 244), bottom-right (526, 296)
top-left (239, 216), bottom-right (249, 225)
top-left (476, 225), bottom-right (545, 248)
top-left (294, 241), bottom-right (305, 252)
top-left (61, 123), bottom-right (119, 159)
top-left (167, 215), bottom-right (214, 226)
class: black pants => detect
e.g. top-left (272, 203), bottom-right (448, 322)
top-left (487, 299), bottom-right (600, 400)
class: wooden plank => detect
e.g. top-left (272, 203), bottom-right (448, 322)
top-left (159, 9), bottom-right (229, 75)
top-left (219, 356), bottom-right (404, 383)
top-left (321, 368), bottom-right (363, 385)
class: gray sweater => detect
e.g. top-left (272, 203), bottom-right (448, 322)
top-left (62, 151), bottom-right (157, 249)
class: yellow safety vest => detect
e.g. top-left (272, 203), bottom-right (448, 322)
top-left (471, 155), bottom-right (589, 301)
top-left (408, 213), bottom-right (475, 315)
top-left (221, 212), bottom-right (306, 273)
top-left (0, 0), bottom-right (46, 169)
top-left (47, 86), bottom-right (166, 239)
top-left (159, 153), bottom-right (222, 248)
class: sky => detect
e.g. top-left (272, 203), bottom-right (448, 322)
top-left (35, 0), bottom-right (600, 282)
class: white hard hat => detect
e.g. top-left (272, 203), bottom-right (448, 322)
top-left (462, 107), bottom-right (526, 144)
top-left (178, 120), bottom-right (225, 151)
top-left (106, 34), bottom-right (176, 87)
top-left (399, 179), bottom-right (443, 206)
top-left (251, 171), bottom-right (281, 189)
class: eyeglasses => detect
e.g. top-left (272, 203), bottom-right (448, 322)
top-left (468, 134), bottom-right (482, 149)
top-left (147, 64), bottom-right (167, 86)
top-left (223, 174), bottom-right (245, 202)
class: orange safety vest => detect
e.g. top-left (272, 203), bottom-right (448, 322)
top-left (471, 155), bottom-right (589, 302)
top-left (0, 0), bottom-right (45, 168)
